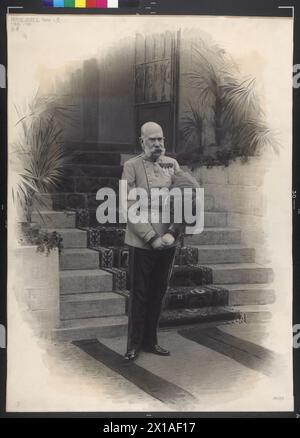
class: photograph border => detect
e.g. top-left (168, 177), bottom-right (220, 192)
top-left (0, 0), bottom-right (299, 419)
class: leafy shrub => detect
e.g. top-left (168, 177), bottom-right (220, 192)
top-left (35, 231), bottom-right (64, 256)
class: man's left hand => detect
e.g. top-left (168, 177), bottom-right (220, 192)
top-left (161, 233), bottom-right (175, 246)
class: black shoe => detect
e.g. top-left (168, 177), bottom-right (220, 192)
top-left (143, 344), bottom-right (170, 356)
top-left (124, 349), bottom-right (139, 361)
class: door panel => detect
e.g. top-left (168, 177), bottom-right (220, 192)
top-left (135, 31), bottom-right (179, 153)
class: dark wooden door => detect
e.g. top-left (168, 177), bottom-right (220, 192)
top-left (134, 31), bottom-right (180, 153)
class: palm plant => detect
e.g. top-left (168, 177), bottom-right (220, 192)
top-left (12, 94), bottom-right (73, 228)
top-left (187, 45), bottom-right (231, 148)
top-left (183, 40), bottom-right (279, 160)
top-left (181, 100), bottom-right (204, 151)
top-left (15, 93), bottom-right (78, 131)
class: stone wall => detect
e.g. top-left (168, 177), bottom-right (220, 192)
top-left (188, 156), bottom-right (272, 264)
top-left (13, 246), bottom-right (60, 339)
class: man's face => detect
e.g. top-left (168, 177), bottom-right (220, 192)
top-left (141, 128), bottom-right (166, 161)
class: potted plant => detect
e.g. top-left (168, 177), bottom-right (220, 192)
top-left (180, 38), bottom-right (280, 164)
top-left (12, 93), bottom-right (74, 245)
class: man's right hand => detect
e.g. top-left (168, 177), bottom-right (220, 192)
top-left (151, 237), bottom-right (168, 250)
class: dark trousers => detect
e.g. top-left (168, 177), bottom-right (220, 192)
top-left (126, 245), bottom-right (176, 351)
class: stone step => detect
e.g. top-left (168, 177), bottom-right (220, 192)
top-left (216, 283), bottom-right (276, 306)
top-left (170, 265), bottom-right (213, 287)
top-left (85, 227), bottom-right (126, 247)
top-left (75, 176), bottom-right (121, 193)
top-left (112, 264), bottom-right (272, 291)
top-left (165, 286), bottom-right (229, 309)
top-left (160, 306), bottom-right (242, 327)
top-left (185, 228), bottom-right (241, 245)
top-left (63, 141), bottom-right (135, 153)
top-left (53, 306), bottom-right (242, 341)
top-left (73, 151), bottom-right (121, 166)
top-left (49, 176), bottom-right (77, 193)
top-left (87, 245), bottom-right (198, 270)
top-left (32, 210), bottom-right (76, 228)
top-left (204, 263), bottom-right (274, 285)
top-left (234, 305), bottom-right (273, 323)
top-left (116, 285), bottom-right (229, 312)
top-left (59, 248), bottom-right (99, 270)
top-left (175, 246), bottom-right (198, 266)
top-left (54, 305), bottom-right (271, 342)
top-left (32, 194), bottom-right (53, 210)
top-left (49, 192), bottom-right (216, 212)
top-left (76, 209), bottom-right (226, 228)
top-left (60, 269), bottom-right (113, 294)
top-left (81, 218), bottom-right (126, 229)
top-left (88, 244), bottom-right (198, 270)
top-left (45, 228), bottom-right (87, 249)
top-left (50, 176), bottom-right (120, 194)
top-left (98, 144), bottom-right (135, 153)
top-left (64, 164), bottom-right (123, 178)
top-left (53, 315), bottom-right (128, 341)
top-left (76, 209), bottom-right (124, 228)
top-left (204, 195), bottom-right (214, 212)
top-left (204, 212), bottom-right (227, 227)
top-left (60, 292), bottom-right (126, 320)
top-left (89, 244), bottom-right (202, 270)
top-left (52, 193), bottom-right (90, 210)
top-left (118, 283), bottom-right (275, 311)
top-left (51, 192), bottom-right (119, 211)
top-left (86, 226), bottom-right (239, 250)
top-left (90, 245), bottom-right (129, 269)
top-left (193, 244), bottom-right (255, 264)
top-left (104, 267), bottom-right (128, 291)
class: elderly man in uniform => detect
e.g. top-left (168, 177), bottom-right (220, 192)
top-left (122, 121), bottom-right (182, 361)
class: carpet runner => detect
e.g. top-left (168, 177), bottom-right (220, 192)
top-left (73, 339), bottom-right (197, 408)
top-left (178, 327), bottom-right (277, 376)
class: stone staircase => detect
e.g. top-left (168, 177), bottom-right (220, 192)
top-left (31, 206), bottom-right (128, 341)
top-left (31, 146), bottom-right (275, 341)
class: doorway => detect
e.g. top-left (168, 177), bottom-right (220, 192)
top-left (134, 31), bottom-right (180, 154)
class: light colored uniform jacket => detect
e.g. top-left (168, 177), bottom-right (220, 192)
top-left (121, 153), bottom-right (181, 249)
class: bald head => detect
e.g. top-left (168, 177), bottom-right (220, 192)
top-left (140, 122), bottom-right (166, 161)
top-left (141, 122), bottom-right (163, 138)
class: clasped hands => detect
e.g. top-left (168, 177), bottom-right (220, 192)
top-left (151, 233), bottom-right (175, 250)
